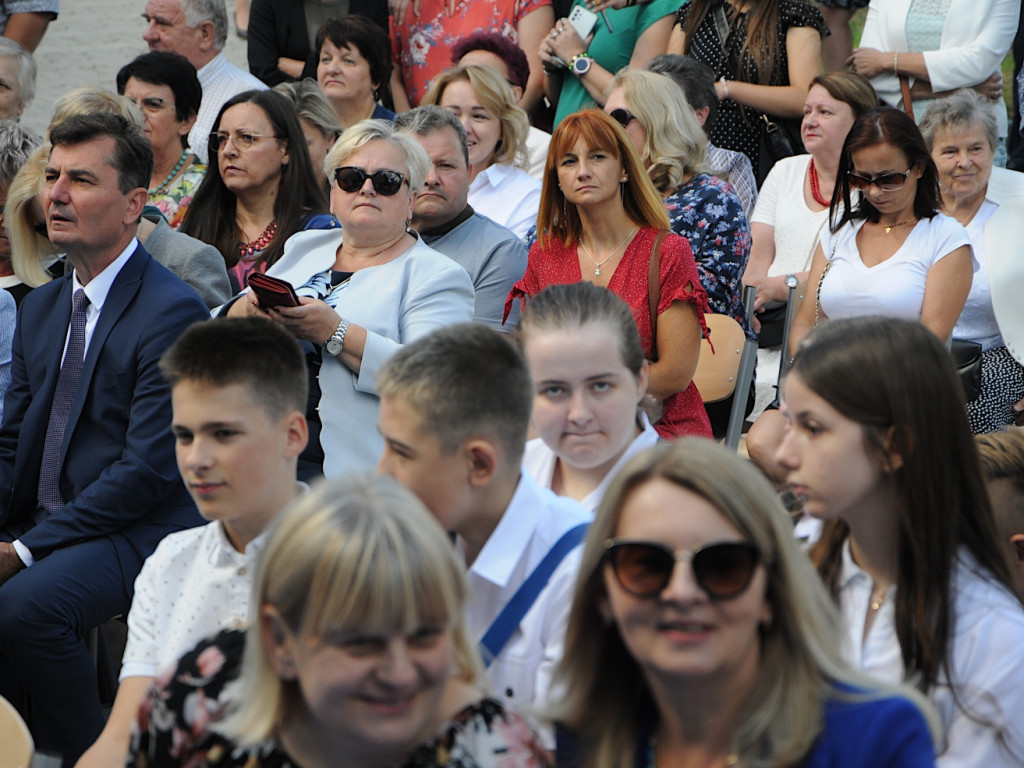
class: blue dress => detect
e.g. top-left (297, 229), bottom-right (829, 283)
top-left (556, 686), bottom-right (936, 768)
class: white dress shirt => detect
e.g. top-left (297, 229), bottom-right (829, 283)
top-left (838, 542), bottom-right (1024, 767)
top-left (459, 472), bottom-right (592, 744)
top-left (189, 53), bottom-right (267, 164)
top-left (120, 521), bottom-right (267, 680)
top-left (468, 163), bottom-right (542, 240)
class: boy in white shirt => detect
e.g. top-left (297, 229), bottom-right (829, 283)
top-left (74, 317), bottom-right (308, 768)
top-left (376, 323), bottom-right (591, 738)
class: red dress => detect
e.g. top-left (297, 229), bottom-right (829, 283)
top-left (507, 227), bottom-right (713, 439)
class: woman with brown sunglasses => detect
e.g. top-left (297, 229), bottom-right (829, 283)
top-left (550, 438), bottom-right (939, 768)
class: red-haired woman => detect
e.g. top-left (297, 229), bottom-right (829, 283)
top-left (507, 109), bottom-right (711, 439)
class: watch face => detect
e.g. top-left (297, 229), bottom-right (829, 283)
top-left (573, 56), bottom-right (590, 75)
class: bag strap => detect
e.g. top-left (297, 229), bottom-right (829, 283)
top-left (478, 522), bottom-right (590, 667)
top-left (647, 230), bottom-right (668, 359)
top-left (899, 75), bottom-right (915, 121)
top-left (813, 236), bottom-right (840, 326)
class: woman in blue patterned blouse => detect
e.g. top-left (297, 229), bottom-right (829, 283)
top-left (605, 67), bottom-right (753, 434)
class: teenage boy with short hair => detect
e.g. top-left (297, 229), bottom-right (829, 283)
top-left (74, 317), bottom-right (308, 768)
top-left (376, 322), bottom-right (591, 735)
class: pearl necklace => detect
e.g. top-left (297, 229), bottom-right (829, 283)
top-left (808, 158), bottom-right (830, 207)
top-left (578, 226), bottom-right (638, 276)
top-left (239, 220), bottom-right (278, 257)
top-left (148, 151), bottom-right (189, 197)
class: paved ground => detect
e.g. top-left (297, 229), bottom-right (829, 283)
top-left (22, 0), bottom-right (248, 133)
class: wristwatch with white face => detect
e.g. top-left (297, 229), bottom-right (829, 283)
top-left (570, 53), bottom-right (592, 77)
top-left (785, 273), bottom-right (799, 289)
top-left (324, 317), bottom-right (350, 356)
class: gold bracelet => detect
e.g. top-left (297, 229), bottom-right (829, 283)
top-left (894, 51), bottom-right (899, 76)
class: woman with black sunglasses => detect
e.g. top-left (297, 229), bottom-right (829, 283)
top-left (786, 106), bottom-right (973, 357)
top-left (227, 119), bottom-right (474, 476)
top-left (551, 438), bottom-right (939, 768)
top-left (747, 107), bottom-right (973, 485)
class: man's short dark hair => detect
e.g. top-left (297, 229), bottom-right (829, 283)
top-left (394, 105), bottom-right (470, 168)
top-left (160, 317), bottom-right (308, 418)
top-left (646, 54), bottom-right (718, 133)
top-left (48, 113), bottom-right (153, 193)
top-left (377, 323), bottom-right (532, 465)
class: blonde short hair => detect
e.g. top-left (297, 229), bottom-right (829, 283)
top-left (323, 118), bottom-right (430, 196)
top-left (221, 474), bottom-right (483, 746)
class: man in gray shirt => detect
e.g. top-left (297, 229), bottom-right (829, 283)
top-left (395, 105), bottom-right (527, 332)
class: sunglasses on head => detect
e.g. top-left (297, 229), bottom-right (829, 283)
top-left (847, 168), bottom-right (913, 191)
top-left (334, 166), bottom-right (408, 196)
top-left (608, 108), bottom-right (636, 130)
top-left (604, 539), bottom-right (761, 600)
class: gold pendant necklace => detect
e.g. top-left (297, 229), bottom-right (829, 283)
top-left (882, 218), bottom-right (916, 234)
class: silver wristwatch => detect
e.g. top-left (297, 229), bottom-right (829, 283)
top-left (324, 317), bottom-right (350, 356)
top-left (785, 273), bottom-right (799, 289)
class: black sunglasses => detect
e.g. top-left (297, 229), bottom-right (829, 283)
top-left (334, 166), bottom-right (408, 196)
top-left (847, 168), bottom-right (913, 191)
top-left (605, 539), bottom-right (761, 600)
top-left (608, 108), bottom-right (636, 130)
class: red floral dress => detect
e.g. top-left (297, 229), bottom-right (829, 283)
top-left (507, 227), bottom-right (713, 439)
top-left (390, 0), bottom-right (552, 107)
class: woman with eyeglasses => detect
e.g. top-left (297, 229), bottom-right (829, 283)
top-left (228, 119), bottom-right (474, 475)
top-left (786, 106), bottom-right (973, 356)
top-left (421, 65), bottom-right (541, 240)
top-left (508, 109), bottom-right (712, 439)
top-left (775, 316), bottom-right (1024, 767)
top-left (115, 51), bottom-right (205, 231)
top-left (551, 438), bottom-right (939, 768)
top-left (181, 89), bottom-right (332, 293)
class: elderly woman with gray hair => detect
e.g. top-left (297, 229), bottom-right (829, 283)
top-left (228, 119), bottom-right (474, 473)
top-left (921, 89), bottom-right (1024, 433)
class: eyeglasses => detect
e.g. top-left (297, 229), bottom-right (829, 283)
top-left (608, 108), bottom-right (636, 129)
top-left (333, 166), bottom-right (408, 196)
top-left (135, 97), bottom-right (171, 115)
top-left (847, 168), bottom-right (913, 191)
top-left (604, 539), bottom-right (761, 600)
top-left (208, 131), bottom-right (280, 153)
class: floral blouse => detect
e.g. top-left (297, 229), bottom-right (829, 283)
top-left (390, 0), bottom-right (551, 107)
top-left (663, 173), bottom-right (753, 340)
top-left (150, 162), bottom-right (206, 231)
top-left (129, 628), bottom-right (550, 768)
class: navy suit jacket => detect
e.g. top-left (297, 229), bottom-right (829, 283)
top-left (0, 244), bottom-right (207, 566)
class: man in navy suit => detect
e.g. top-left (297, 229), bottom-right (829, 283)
top-left (0, 113), bottom-right (207, 765)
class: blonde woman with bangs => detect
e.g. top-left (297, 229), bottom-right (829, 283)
top-left (508, 109), bottom-right (712, 439)
top-left (605, 69), bottom-right (753, 436)
top-left (129, 474), bottom-right (548, 768)
top-left (422, 65), bottom-right (540, 239)
top-left (551, 439), bottom-right (939, 768)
